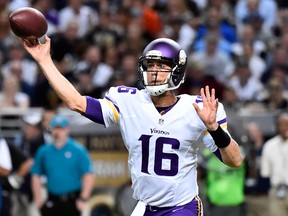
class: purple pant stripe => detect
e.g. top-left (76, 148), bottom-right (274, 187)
top-left (144, 196), bottom-right (202, 216)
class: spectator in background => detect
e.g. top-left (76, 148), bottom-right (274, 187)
top-left (31, 115), bottom-right (94, 216)
top-left (231, 23), bottom-right (267, 57)
top-left (31, 0), bottom-right (59, 36)
top-left (0, 0), bottom-right (12, 55)
top-left (177, 58), bottom-right (225, 100)
top-left (118, 20), bottom-right (147, 57)
top-left (262, 47), bottom-right (288, 85)
top-left (241, 11), bottom-right (271, 42)
top-left (235, 0), bottom-right (277, 36)
top-left (176, 12), bottom-right (198, 53)
top-left (84, 10), bottom-right (122, 51)
top-left (103, 45), bottom-right (120, 72)
top-left (264, 64), bottom-right (288, 91)
top-left (1, 43), bottom-right (38, 94)
top-left (207, 0), bottom-right (235, 24)
top-left (165, 0), bottom-right (189, 19)
top-left (261, 113), bottom-right (288, 216)
top-left (273, 9), bottom-right (288, 37)
top-left (81, 45), bottom-right (114, 90)
top-left (228, 57), bottom-right (263, 104)
top-left (221, 86), bottom-right (243, 114)
top-left (50, 20), bottom-right (84, 79)
top-left (240, 40), bottom-right (266, 81)
top-left (12, 113), bottom-right (45, 216)
top-left (0, 138), bottom-right (11, 216)
top-left (74, 61), bottom-right (104, 98)
top-left (243, 123), bottom-right (270, 216)
top-left (0, 75), bottom-right (30, 108)
top-left (0, 138), bottom-right (32, 216)
top-left (8, 60), bottom-right (36, 104)
top-left (193, 20), bottom-right (232, 57)
top-left (117, 53), bottom-right (142, 89)
top-left (164, 15), bottom-right (185, 46)
top-left (195, 5), bottom-right (237, 45)
top-left (200, 148), bottom-right (246, 216)
top-left (140, 0), bottom-right (163, 39)
top-left (260, 78), bottom-right (288, 111)
top-left (58, 0), bottom-right (99, 38)
top-left (190, 32), bottom-right (234, 84)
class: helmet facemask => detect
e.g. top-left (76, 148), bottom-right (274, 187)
top-left (138, 38), bottom-right (187, 96)
top-left (139, 52), bottom-right (187, 96)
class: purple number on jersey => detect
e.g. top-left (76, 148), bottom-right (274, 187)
top-left (139, 135), bottom-right (180, 176)
top-left (117, 86), bottom-right (137, 94)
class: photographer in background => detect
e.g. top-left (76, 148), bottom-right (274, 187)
top-left (0, 137), bottom-right (32, 216)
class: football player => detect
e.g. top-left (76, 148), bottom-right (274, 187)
top-left (23, 36), bottom-right (243, 216)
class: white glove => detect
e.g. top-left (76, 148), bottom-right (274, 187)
top-left (7, 173), bottom-right (23, 189)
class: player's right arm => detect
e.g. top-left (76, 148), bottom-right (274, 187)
top-left (22, 35), bottom-right (87, 113)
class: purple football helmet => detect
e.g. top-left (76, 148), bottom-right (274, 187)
top-left (138, 38), bottom-right (187, 96)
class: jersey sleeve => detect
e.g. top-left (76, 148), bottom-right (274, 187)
top-left (202, 102), bottom-right (230, 153)
top-left (83, 87), bottom-right (120, 127)
top-left (99, 87), bottom-right (121, 127)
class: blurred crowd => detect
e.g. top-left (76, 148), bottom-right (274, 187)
top-left (1, 0), bottom-right (288, 215)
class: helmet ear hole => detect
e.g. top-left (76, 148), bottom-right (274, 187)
top-left (141, 59), bottom-right (148, 70)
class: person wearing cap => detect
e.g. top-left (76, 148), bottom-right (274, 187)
top-left (30, 115), bottom-right (94, 216)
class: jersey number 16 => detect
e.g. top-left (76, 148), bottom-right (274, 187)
top-left (139, 134), bottom-right (180, 176)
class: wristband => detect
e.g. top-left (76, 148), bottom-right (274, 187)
top-left (208, 125), bottom-right (231, 148)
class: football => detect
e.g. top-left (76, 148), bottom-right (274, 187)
top-left (9, 7), bottom-right (48, 40)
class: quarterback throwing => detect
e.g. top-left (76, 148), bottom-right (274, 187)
top-left (23, 36), bottom-right (243, 216)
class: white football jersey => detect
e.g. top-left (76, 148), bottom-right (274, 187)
top-left (98, 86), bottom-right (228, 207)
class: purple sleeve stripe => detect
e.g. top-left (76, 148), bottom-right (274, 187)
top-left (82, 96), bottom-right (105, 125)
top-left (104, 96), bottom-right (120, 113)
top-left (213, 149), bottom-right (223, 161)
top-left (217, 118), bottom-right (227, 125)
top-left (195, 99), bottom-right (202, 103)
top-left (195, 95), bottom-right (203, 103)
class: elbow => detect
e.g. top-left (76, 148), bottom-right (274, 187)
top-left (66, 96), bottom-right (86, 113)
top-left (228, 155), bottom-right (244, 168)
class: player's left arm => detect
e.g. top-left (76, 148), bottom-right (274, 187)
top-left (217, 139), bottom-right (243, 167)
top-left (193, 86), bottom-right (244, 168)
